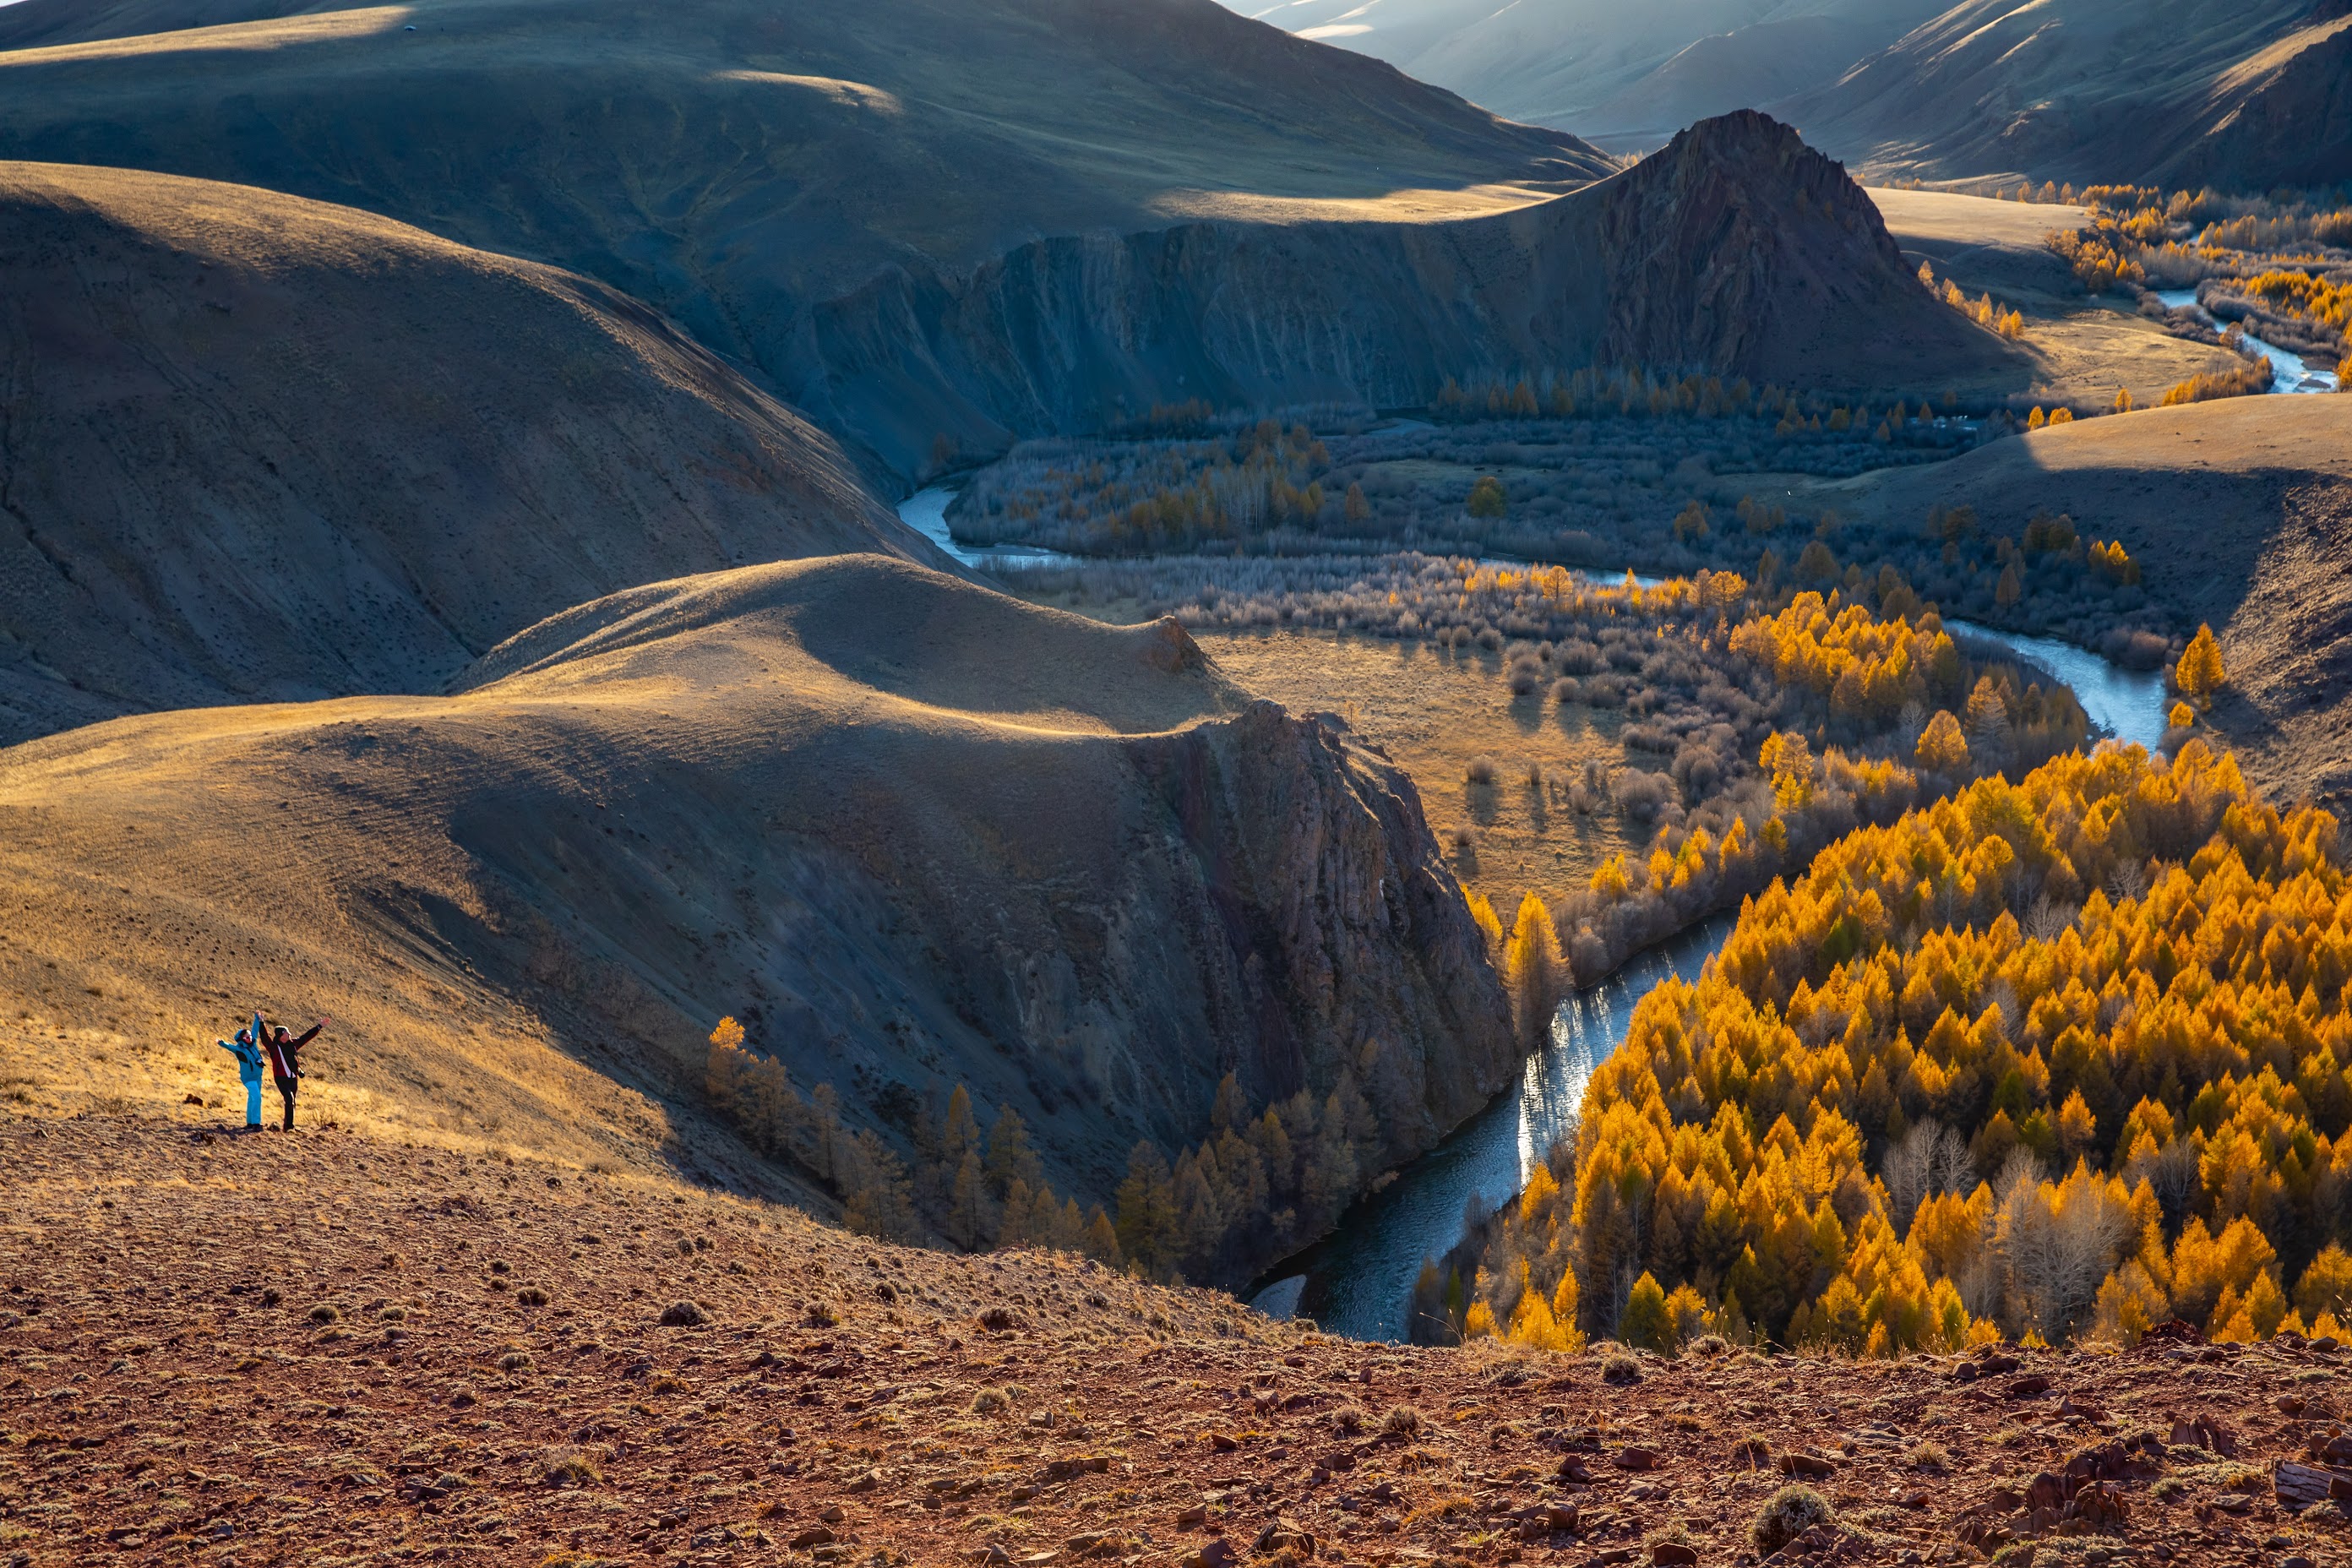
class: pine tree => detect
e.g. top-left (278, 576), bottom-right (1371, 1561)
top-left (1081, 1207), bottom-right (1123, 1266)
top-left (1915, 710), bottom-right (1968, 772)
top-left (983, 1107), bottom-right (1044, 1200)
top-left (1504, 893), bottom-right (1565, 1050)
top-left (1210, 1073), bottom-right (1249, 1134)
top-left (1113, 1143), bottom-right (1179, 1275)
top-left (945, 1147), bottom-right (997, 1250)
top-left (1619, 1271), bottom-right (1671, 1349)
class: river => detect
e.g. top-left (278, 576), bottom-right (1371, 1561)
top-left (893, 478), bottom-right (2178, 1338)
top-left (2154, 289), bottom-right (2340, 395)
top-left (1246, 618), bottom-right (2172, 1340)
top-left (896, 485), bottom-right (1079, 570)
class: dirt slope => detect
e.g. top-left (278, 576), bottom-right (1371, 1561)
top-left (0, 554), bottom-right (1509, 1208)
top-left (0, 0), bottom-right (1612, 480)
top-left (1832, 395), bottom-right (2352, 807)
top-left (4, 1115), bottom-right (2344, 1568)
top-left (1786, 0), bottom-right (2352, 188)
top-left (0, 161), bottom-right (938, 746)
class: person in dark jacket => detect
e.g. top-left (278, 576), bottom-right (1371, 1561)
top-left (259, 1013), bottom-right (329, 1130)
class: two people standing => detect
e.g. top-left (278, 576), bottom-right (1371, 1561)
top-left (218, 1012), bottom-right (329, 1130)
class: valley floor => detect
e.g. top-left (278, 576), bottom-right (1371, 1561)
top-left (5, 1117), bottom-right (2349, 1568)
top-left (1190, 631), bottom-right (1642, 912)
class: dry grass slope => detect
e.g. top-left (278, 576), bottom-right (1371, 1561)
top-left (0, 554), bottom-right (1508, 1216)
top-left (0, 160), bottom-right (938, 744)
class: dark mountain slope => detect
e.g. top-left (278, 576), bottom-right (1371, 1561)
top-left (810, 111), bottom-right (2024, 462)
top-left (1785, 0), bottom-right (2352, 189)
top-left (0, 160), bottom-right (935, 744)
top-left (0, 0), bottom-right (1617, 481)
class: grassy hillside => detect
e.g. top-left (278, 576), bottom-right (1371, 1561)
top-left (0, 160), bottom-right (935, 744)
top-left (0, 554), bottom-right (1510, 1241)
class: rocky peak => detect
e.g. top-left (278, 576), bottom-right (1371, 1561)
top-left (1594, 110), bottom-right (1962, 382)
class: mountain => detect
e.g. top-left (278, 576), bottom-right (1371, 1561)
top-left (1839, 395), bottom-right (2352, 808)
top-left (0, 553), bottom-right (1511, 1202)
top-left (802, 112), bottom-right (2027, 468)
top-left (0, 160), bottom-right (938, 747)
top-left (0, 0), bottom-right (1615, 482)
top-left (1226, 0), bottom-right (1946, 144)
top-left (1784, 0), bottom-right (2352, 188)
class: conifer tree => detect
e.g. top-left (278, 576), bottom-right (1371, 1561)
top-left (2175, 623), bottom-right (2226, 706)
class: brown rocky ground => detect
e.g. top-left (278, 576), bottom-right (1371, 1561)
top-left (6, 1116), bottom-right (2349, 1568)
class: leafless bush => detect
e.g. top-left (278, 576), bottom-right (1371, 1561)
top-left (1881, 1120), bottom-right (1972, 1233)
top-left (1613, 769), bottom-right (1677, 823)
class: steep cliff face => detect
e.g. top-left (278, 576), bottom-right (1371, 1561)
top-left (804, 112), bottom-right (2018, 478)
top-left (0, 554), bottom-right (1512, 1200)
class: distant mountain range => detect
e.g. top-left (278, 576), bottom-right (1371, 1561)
top-left (1229, 0), bottom-right (2352, 188)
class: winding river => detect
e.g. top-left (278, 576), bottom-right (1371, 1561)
top-left (888, 489), bottom-right (2179, 1339)
top-left (1246, 613), bottom-right (2171, 1341)
top-left (2154, 288), bottom-right (2340, 395)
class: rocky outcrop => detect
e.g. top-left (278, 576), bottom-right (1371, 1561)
top-left (1592, 112), bottom-right (1940, 379)
top-left (805, 112), bottom-right (2018, 480)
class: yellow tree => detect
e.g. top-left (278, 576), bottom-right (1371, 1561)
top-left (1915, 710), bottom-right (1969, 771)
top-left (1504, 893), bottom-right (1565, 1049)
top-left (2175, 623), bottom-right (2226, 706)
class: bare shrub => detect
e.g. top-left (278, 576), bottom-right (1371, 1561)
top-left (1752, 1486), bottom-right (1835, 1554)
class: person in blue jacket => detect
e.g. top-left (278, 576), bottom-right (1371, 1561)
top-left (219, 1025), bottom-right (267, 1130)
